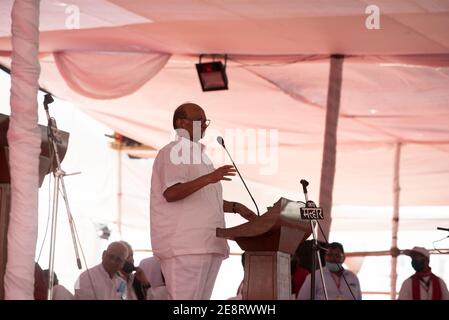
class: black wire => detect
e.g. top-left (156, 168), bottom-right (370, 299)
top-left (36, 171), bottom-right (52, 263)
top-left (36, 128), bottom-right (57, 263)
top-left (432, 236), bottom-right (449, 254)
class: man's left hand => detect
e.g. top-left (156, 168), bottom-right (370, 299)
top-left (235, 203), bottom-right (258, 221)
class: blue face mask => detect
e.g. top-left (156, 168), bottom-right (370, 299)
top-left (327, 262), bottom-right (343, 273)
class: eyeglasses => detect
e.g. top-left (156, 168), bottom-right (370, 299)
top-left (182, 118), bottom-right (211, 127)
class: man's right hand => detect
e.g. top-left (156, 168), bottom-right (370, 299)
top-left (207, 165), bottom-right (236, 183)
top-left (164, 165), bottom-right (236, 202)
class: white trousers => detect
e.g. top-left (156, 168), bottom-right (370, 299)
top-left (160, 254), bottom-right (223, 300)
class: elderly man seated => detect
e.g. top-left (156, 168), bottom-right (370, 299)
top-left (74, 241), bottom-right (130, 300)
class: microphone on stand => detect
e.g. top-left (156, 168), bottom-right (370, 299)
top-left (217, 136), bottom-right (260, 216)
top-left (300, 179), bottom-right (309, 202)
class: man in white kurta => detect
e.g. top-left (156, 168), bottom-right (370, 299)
top-left (42, 270), bottom-right (74, 300)
top-left (52, 284), bottom-right (74, 300)
top-left (150, 103), bottom-right (257, 300)
top-left (74, 242), bottom-right (130, 300)
top-left (139, 256), bottom-right (164, 288)
top-left (297, 242), bottom-right (362, 300)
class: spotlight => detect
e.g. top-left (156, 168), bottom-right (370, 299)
top-left (95, 224), bottom-right (111, 240)
top-left (196, 55), bottom-right (228, 91)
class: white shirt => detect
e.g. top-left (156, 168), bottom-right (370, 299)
top-left (398, 275), bottom-right (449, 300)
top-left (147, 285), bottom-right (169, 300)
top-left (139, 256), bottom-right (164, 287)
top-left (297, 267), bottom-right (362, 300)
top-left (52, 284), bottom-right (74, 300)
top-left (150, 137), bottom-right (229, 259)
top-left (74, 264), bottom-right (130, 300)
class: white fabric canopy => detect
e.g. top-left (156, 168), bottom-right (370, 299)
top-left (1, 0), bottom-right (449, 299)
top-left (54, 51), bottom-right (170, 99)
top-left (0, 1), bottom-right (448, 206)
top-left (1, 53), bottom-right (447, 206)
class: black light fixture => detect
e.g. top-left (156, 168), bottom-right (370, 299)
top-left (94, 223), bottom-right (111, 240)
top-left (195, 54), bottom-right (228, 91)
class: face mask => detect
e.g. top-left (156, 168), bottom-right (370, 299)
top-left (122, 261), bottom-right (136, 274)
top-left (326, 262), bottom-right (342, 273)
top-left (411, 259), bottom-right (425, 272)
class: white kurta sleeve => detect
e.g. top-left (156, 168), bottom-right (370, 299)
top-left (158, 150), bottom-right (190, 190)
top-left (397, 278), bottom-right (412, 300)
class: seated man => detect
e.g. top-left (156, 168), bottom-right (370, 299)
top-left (147, 272), bottom-right (169, 300)
top-left (138, 255), bottom-right (164, 288)
top-left (42, 269), bottom-right (74, 300)
top-left (297, 242), bottom-right (362, 300)
top-left (74, 241), bottom-right (130, 300)
top-left (118, 241), bottom-right (151, 300)
top-left (398, 246), bottom-right (449, 300)
top-left (291, 240), bottom-right (326, 298)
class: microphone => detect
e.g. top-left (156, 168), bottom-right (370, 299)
top-left (216, 136), bottom-right (260, 216)
top-left (437, 227), bottom-right (449, 232)
top-left (300, 179), bottom-right (309, 194)
top-left (43, 93), bottom-right (54, 111)
top-left (300, 179), bottom-right (309, 202)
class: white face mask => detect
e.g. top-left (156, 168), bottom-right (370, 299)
top-left (327, 262), bottom-right (343, 273)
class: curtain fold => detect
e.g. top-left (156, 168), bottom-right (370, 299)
top-left (54, 51), bottom-right (171, 99)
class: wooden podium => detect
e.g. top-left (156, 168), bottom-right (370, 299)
top-left (0, 113), bottom-right (69, 299)
top-left (217, 197), bottom-right (311, 300)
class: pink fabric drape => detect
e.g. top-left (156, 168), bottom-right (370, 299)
top-left (54, 51), bottom-right (171, 99)
top-left (5, 0), bottom-right (41, 299)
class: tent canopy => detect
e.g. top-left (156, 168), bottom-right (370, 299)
top-left (1, 0), bottom-right (449, 300)
top-left (0, 0), bottom-right (448, 207)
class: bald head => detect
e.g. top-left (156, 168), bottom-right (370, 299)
top-left (102, 241), bottom-right (129, 277)
top-left (106, 241), bottom-right (128, 257)
top-left (173, 103), bottom-right (204, 129)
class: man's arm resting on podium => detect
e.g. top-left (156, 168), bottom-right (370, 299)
top-left (223, 200), bottom-right (257, 221)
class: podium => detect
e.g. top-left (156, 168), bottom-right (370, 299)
top-left (217, 197), bottom-right (311, 300)
top-left (0, 113), bottom-right (69, 299)
top-left (0, 114), bottom-right (69, 186)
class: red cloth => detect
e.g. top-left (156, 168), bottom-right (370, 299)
top-left (411, 271), bottom-right (442, 300)
top-left (292, 267), bottom-right (310, 297)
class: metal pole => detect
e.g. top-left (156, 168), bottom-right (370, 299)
top-left (318, 54), bottom-right (344, 241)
top-left (47, 172), bottom-right (60, 300)
top-left (44, 96), bottom-right (81, 300)
top-left (390, 143), bottom-right (402, 300)
top-left (117, 146), bottom-right (122, 238)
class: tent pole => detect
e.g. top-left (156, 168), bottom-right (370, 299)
top-left (318, 54), bottom-right (344, 241)
top-left (5, 0), bottom-right (42, 299)
top-left (117, 146), bottom-right (123, 238)
top-left (390, 142), bottom-right (402, 300)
